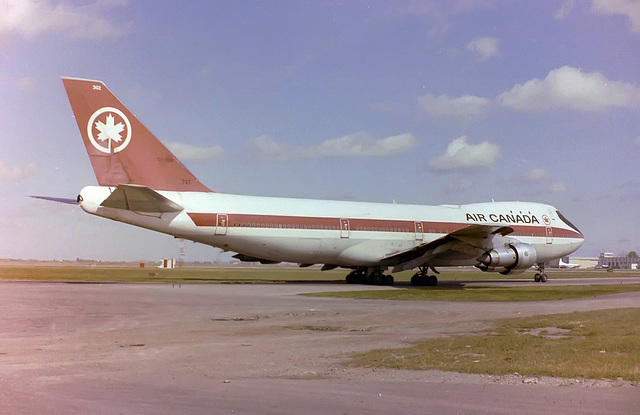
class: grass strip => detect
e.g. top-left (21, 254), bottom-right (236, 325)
top-left (306, 284), bottom-right (640, 302)
top-left (347, 308), bottom-right (640, 381)
top-left (0, 266), bottom-right (345, 283)
top-left (0, 265), bottom-right (638, 284)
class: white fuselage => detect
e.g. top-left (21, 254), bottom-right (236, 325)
top-left (79, 186), bottom-right (584, 269)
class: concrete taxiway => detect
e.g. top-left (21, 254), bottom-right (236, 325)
top-left (0, 280), bottom-right (638, 414)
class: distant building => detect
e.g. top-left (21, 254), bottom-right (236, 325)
top-left (571, 257), bottom-right (599, 269)
top-left (158, 258), bottom-right (176, 269)
top-left (598, 253), bottom-right (640, 269)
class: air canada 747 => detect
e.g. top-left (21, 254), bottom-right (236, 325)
top-left (42, 77), bottom-right (584, 286)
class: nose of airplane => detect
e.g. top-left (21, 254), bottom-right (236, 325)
top-left (554, 210), bottom-right (584, 253)
top-left (556, 211), bottom-right (583, 236)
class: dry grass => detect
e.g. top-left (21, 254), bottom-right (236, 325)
top-left (347, 308), bottom-right (640, 381)
top-left (306, 284), bottom-right (640, 302)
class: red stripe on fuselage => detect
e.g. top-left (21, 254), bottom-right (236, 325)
top-left (186, 212), bottom-right (582, 239)
top-left (187, 213), bottom-right (217, 227)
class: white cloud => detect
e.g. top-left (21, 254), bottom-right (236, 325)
top-left (516, 169), bottom-right (567, 195)
top-left (0, 160), bottom-right (38, 181)
top-left (165, 141), bottom-right (224, 162)
top-left (549, 182), bottom-right (567, 193)
top-left (497, 66), bottom-right (640, 112)
top-left (246, 132), bottom-right (419, 161)
top-left (526, 168), bottom-right (550, 182)
top-left (555, 0), bottom-right (575, 20)
top-left (418, 93), bottom-right (492, 119)
top-left (592, 0), bottom-right (640, 33)
top-left (466, 36), bottom-right (499, 60)
top-left (429, 136), bottom-right (500, 172)
top-left (447, 178), bottom-right (474, 192)
top-left (371, 101), bottom-right (407, 113)
top-left (247, 135), bottom-right (289, 161)
top-left (15, 77), bottom-right (39, 92)
top-left (528, 169), bottom-right (566, 193)
top-left (397, 1), bottom-right (494, 36)
top-left (304, 132), bottom-right (419, 158)
top-left (0, 0), bottom-right (130, 40)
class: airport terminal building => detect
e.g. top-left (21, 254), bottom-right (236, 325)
top-left (598, 252), bottom-right (640, 269)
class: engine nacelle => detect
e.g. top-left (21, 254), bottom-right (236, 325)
top-left (477, 242), bottom-right (537, 273)
top-left (475, 266), bottom-right (528, 275)
top-left (498, 267), bottom-right (527, 276)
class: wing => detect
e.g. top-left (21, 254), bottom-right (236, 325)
top-left (383, 224), bottom-right (513, 272)
top-left (99, 184), bottom-right (183, 213)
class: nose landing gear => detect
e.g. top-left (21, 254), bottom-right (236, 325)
top-left (534, 273), bottom-right (548, 282)
top-left (534, 263), bottom-right (548, 283)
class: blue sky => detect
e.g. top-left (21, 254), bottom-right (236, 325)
top-left (1, 0), bottom-right (639, 262)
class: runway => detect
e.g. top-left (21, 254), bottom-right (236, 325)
top-left (1, 280), bottom-right (638, 414)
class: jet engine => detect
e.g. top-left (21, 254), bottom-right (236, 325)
top-left (476, 242), bottom-right (537, 275)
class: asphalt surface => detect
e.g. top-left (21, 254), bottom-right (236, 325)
top-left (1, 279), bottom-right (639, 414)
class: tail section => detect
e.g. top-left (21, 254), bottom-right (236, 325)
top-left (62, 77), bottom-right (211, 192)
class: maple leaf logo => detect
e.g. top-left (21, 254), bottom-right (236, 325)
top-left (95, 113), bottom-right (125, 143)
top-left (87, 107), bottom-right (132, 154)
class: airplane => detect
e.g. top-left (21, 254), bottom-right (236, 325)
top-left (549, 257), bottom-right (581, 269)
top-left (42, 76), bottom-right (584, 286)
top-left (558, 258), bottom-right (580, 269)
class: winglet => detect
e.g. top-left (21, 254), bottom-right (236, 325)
top-left (61, 77), bottom-right (211, 192)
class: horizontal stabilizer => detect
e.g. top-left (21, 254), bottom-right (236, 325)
top-left (100, 184), bottom-right (183, 213)
top-left (31, 196), bottom-right (78, 205)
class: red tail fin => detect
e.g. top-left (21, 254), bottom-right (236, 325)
top-left (62, 77), bottom-right (211, 192)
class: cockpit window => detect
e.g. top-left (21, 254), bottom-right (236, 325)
top-left (556, 211), bottom-right (581, 234)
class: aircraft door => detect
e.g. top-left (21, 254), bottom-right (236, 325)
top-left (546, 226), bottom-right (553, 244)
top-left (215, 214), bottom-right (228, 235)
top-left (340, 218), bottom-right (350, 238)
top-left (414, 221), bottom-right (424, 241)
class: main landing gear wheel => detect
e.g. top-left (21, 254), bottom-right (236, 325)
top-left (410, 271), bottom-right (438, 287)
top-left (345, 268), bottom-right (393, 286)
top-left (411, 274), bottom-right (421, 286)
top-left (369, 269), bottom-right (394, 286)
top-left (346, 268), bottom-right (366, 284)
top-left (373, 273), bottom-right (385, 286)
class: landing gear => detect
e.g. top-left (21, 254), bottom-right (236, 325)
top-left (534, 264), bottom-right (548, 283)
top-left (345, 267), bottom-right (394, 286)
top-left (410, 267), bottom-right (438, 286)
top-left (534, 273), bottom-right (548, 283)
top-left (346, 268), bottom-right (365, 284)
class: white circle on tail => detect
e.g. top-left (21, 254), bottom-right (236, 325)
top-left (87, 107), bottom-right (132, 153)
